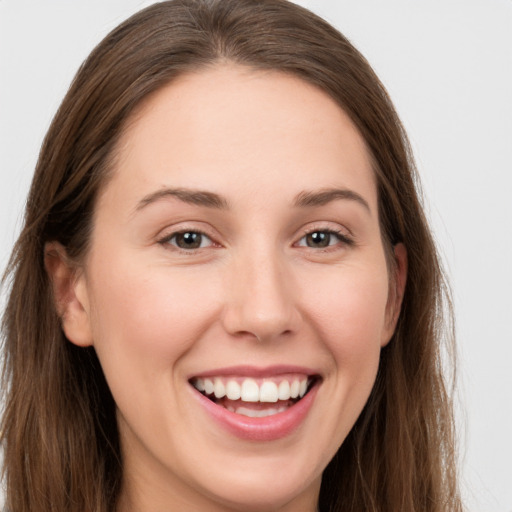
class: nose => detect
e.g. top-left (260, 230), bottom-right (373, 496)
top-left (221, 249), bottom-right (301, 342)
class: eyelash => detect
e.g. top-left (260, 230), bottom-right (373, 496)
top-left (158, 230), bottom-right (217, 251)
top-left (295, 228), bottom-right (354, 251)
top-left (158, 227), bottom-right (354, 253)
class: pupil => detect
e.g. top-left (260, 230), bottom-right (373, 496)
top-left (307, 231), bottom-right (329, 248)
top-left (177, 232), bottom-right (201, 249)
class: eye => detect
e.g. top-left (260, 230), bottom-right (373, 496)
top-left (162, 231), bottom-right (213, 250)
top-left (296, 230), bottom-right (351, 249)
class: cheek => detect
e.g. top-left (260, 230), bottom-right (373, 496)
top-left (305, 263), bottom-right (390, 375)
top-left (86, 252), bottom-right (222, 383)
top-left (292, 262), bottom-right (390, 456)
top-left (311, 260), bottom-right (389, 322)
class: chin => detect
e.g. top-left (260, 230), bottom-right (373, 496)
top-left (196, 469), bottom-right (322, 512)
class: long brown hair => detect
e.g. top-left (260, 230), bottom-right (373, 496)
top-left (1, 1), bottom-right (461, 511)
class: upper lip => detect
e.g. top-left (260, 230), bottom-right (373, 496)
top-left (188, 365), bottom-right (320, 380)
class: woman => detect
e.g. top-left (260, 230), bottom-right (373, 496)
top-left (1, 1), bottom-right (462, 511)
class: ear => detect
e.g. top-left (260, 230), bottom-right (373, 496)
top-left (44, 242), bottom-right (93, 347)
top-left (382, 242), bottom-right (408, 347)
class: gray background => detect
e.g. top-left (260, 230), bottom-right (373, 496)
top-left (1, 1), bottom-right (511, 510)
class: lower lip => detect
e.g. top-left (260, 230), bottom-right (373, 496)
top-left (191, 383), bottom-right (320, 441)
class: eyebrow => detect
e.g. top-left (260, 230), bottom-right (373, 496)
top-left (134, 186), bottom-right (370, 214)
top-left (293, 188), bottom-right (371, 212)
top-left (135, 187), bottom-right (229, 211)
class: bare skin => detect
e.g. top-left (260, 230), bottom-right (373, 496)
top-left (46, 64), bottom-right (407, 512)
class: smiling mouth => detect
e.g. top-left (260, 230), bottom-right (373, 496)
top-left (189, 375), bottom-right (319, 418)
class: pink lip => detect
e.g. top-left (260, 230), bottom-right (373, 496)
top-left (189, 373), bottom-right (320, 442)
top-left (188, 364), bottom-right (319, 379)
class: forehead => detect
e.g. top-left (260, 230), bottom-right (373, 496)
top-left (103, 64), bottom-right (377, 212)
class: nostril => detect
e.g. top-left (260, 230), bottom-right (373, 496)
top-left (221, 263), bottom-right (301, 340)
top-left (222, 304), bottom-right (301, 343)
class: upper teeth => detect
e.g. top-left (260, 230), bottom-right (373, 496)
top-left (193, 377), bottom-right (309, 403)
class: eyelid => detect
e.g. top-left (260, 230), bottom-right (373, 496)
top-left (156, 223), bottom-right (222, 251)
top-left (293, 223), bottom-right (355, 249)
top-left (162, 231), bottom-right (213, 249)
top-left (154, 221), bottom-right (354, 253)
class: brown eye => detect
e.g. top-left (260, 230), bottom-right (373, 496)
top-left (167, 231), bottom-right (212, 250)
top-left (305, 231), bottom-right (331, 248)
top-left (296, 229), bottom-right (353, 250)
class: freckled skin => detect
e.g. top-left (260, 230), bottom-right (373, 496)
top-left (63, 65), bottom-right (406, 512)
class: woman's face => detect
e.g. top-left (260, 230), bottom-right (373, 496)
top-left (63, 65), bottom-right (405, 512)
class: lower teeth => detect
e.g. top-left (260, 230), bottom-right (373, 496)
top-left (227, 405), bottom-right (289, 418)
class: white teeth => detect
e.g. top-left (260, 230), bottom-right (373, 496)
top-left (299, 379), bottom-right (308, 398)
top-left (204, 378), bottom-right (214, 395)
top-left (278, 380), bottom-right (291, 400)
top-left (192, 376), bottom-right (311, 403)
top-left (259, 381), bottom-right (279, 403)
top-left (213, 378), bottom-right (225, 399)
top-left (226, 379), bottom-right (241, 400)
top-left (235, 406), bottom-right (288, 418)
top-left (240, 378), bottom-right (260, 402)
top-left (290, 379), bottom-right (300, 399)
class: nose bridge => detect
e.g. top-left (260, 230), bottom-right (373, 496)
top-left (222, 242), bottom-right (299, 341)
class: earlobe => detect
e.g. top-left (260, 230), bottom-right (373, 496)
top-left (382, 242), bottom-right (408, 347)
top-left (44, 242), bottom-right (93, 347)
